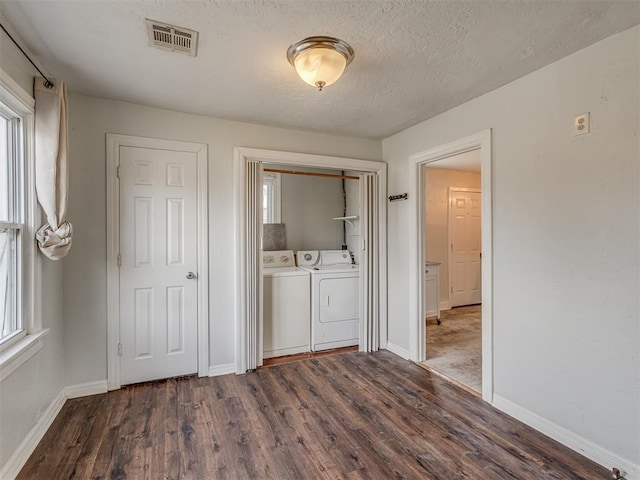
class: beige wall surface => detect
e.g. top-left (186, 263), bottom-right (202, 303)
top-left (63, 94), bottom-right (381, 385)
top-left (384, 25), bottom-right (639, 470)
top-left (424, 167), bottom-right (481, 305)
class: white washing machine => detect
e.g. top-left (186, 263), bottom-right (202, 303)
top-left (263, 250), bottom-right (310, 359)
top-left (297, 250), bottom-right (359, 351)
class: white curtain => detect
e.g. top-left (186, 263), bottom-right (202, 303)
top-left (359, 173), bottom-right (379, 352)
top-left (34, 77), bottom-right (72, 260)
top-left (245, 161), bottom-right (263, 369)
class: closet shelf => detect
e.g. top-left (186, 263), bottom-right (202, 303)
top-left (333, 216), bottom-right (359, 229)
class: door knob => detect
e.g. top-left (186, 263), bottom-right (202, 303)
top-left (186, 272), bottom-right (196, 280)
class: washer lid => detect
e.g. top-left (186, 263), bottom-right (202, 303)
top-left (296, 250), bottom-right (320, 267)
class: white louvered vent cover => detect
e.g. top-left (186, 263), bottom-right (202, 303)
top-left (146, 19), bottom-right (198, 56)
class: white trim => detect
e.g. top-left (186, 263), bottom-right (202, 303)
top-left (0, 68), bottom-right (35, 112)
top-left (0, 329), bottom-right (47, 383)
top-left (208, 363), bottom-right (236, 377)
top-left (64, 380), bottom-right (108, 399)
top-left (492, 395), bottom-right (639, 480)
top-left (0, 388), bottom-right (66, 480)
top-left (384, 342), bottom-right (411, 360)
top-left (195, 142), bottom-right (210, 377)
top-left (106, 134), bottom-right (209, 390)
top-left (447, 187), bottom-right (481, 309)
top-left (0, 70), bottom-right (42, 374)
top-left (408, 129), bottom-right (493, 403)
top-left (234, 147), bottom-right (387, 374)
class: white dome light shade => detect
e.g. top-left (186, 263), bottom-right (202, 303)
top-left (287, 36), bottom-right (354, 91)
top-left (293, 47), bottom-right (347, 90)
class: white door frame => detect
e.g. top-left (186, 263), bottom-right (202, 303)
top-left (233, 147), bottom-right (387, 374)
top-left (448, 187), bottom-right (482, 308)
top-left (106, 134), bottom-right (209, 390)
top-left (408, 130), bottom-right (493, 402)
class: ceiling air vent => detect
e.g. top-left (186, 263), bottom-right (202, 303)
top-left (146, 19), bottom-right (198, 57)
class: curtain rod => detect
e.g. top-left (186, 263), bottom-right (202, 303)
top-left (264, 168), bottom-right (359, 181)
top-left (0, 23), bottom-right (54, 89)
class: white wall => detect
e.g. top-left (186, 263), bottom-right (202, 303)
top-left (269, 165), bottom-right (345, 253)
top-left (0, 26), bottom-right (65, 470)
top-left (424, 167), bottom-right (481, 304)
top-left (63, 93), bottom-right (381, 383)
top-left (384, 25), bottom-right (639, 470)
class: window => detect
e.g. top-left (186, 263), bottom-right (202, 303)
top-left (0, 106), bottom-right (24, 347)
top-left (0, 72), bottom-right (41, 376)
top-left (263, 172), bottom-right (281, 224)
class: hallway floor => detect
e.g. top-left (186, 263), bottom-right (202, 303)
top-left (424, 305), bottom-right (482, 392)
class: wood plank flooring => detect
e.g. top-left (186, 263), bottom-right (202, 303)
top-left (18, 350), bottom-right (606, 479)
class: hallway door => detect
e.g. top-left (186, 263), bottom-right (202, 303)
top-left (449, 188), bottom-right (481, 307)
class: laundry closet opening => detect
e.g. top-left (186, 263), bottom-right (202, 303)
top-left (262, 165), bottom-right (362, 365)
top-left (233, 148), bottom-right (387, 373)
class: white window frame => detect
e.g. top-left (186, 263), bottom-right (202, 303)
top-left (262, 172), bottom-right (281, 224)
top-left (0, 68), bottom-right (46, 383)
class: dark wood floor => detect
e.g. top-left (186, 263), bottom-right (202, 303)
top-left (19, 350), bottom-right (606, 479)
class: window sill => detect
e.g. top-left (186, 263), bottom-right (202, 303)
top-left (0, 329), bottom-right (49, 383)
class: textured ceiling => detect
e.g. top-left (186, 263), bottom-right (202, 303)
top-left (1, 1), bottom-right (638, 139)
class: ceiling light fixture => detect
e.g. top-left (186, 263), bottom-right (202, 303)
top-left (287, 36), bottom-right (354, 91)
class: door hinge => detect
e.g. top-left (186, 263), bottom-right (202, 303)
top-left (117, 343), bottom-right (122, 356)
top-left (116, 165), bottom-right (121, 179)
top-left (117, 254), bottom-right (122, 267)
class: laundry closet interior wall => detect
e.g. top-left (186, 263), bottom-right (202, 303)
top-left (273, 164), bottom-right (341, 252)
top-left (269, 164), bottom-right (359, 255)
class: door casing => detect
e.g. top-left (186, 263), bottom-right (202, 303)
top-left (106, 134), bottom-right (209, 390)
top-left (408, 130), bottom-right (493, 403)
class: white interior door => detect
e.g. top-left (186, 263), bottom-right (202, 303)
top-left (119, 146), bottom-right (199, 385)
top-left (449, 188), bottom-right (481, 307)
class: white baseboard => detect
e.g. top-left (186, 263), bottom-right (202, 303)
top-left (384, 342), bottom-right (411, 360)
top-left (64, 380), bottom-right (108, 399)
top-left (208, 363), bottom-right (235, 377)
top-left (492, 395), bottom-right (639, 480)
top-left (439, 300), bottom-right (452, 311)
top-left (0, 389), bottom-right (66, 480)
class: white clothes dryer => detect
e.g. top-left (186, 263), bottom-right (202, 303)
top-left (297, 250), bottom-right (359, 351)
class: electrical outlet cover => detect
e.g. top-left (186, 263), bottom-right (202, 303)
top-left (574, 112), bottom-right (590, 136)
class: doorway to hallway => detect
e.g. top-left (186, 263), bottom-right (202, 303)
top-left (408, 130), bottom-right (493, 402)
